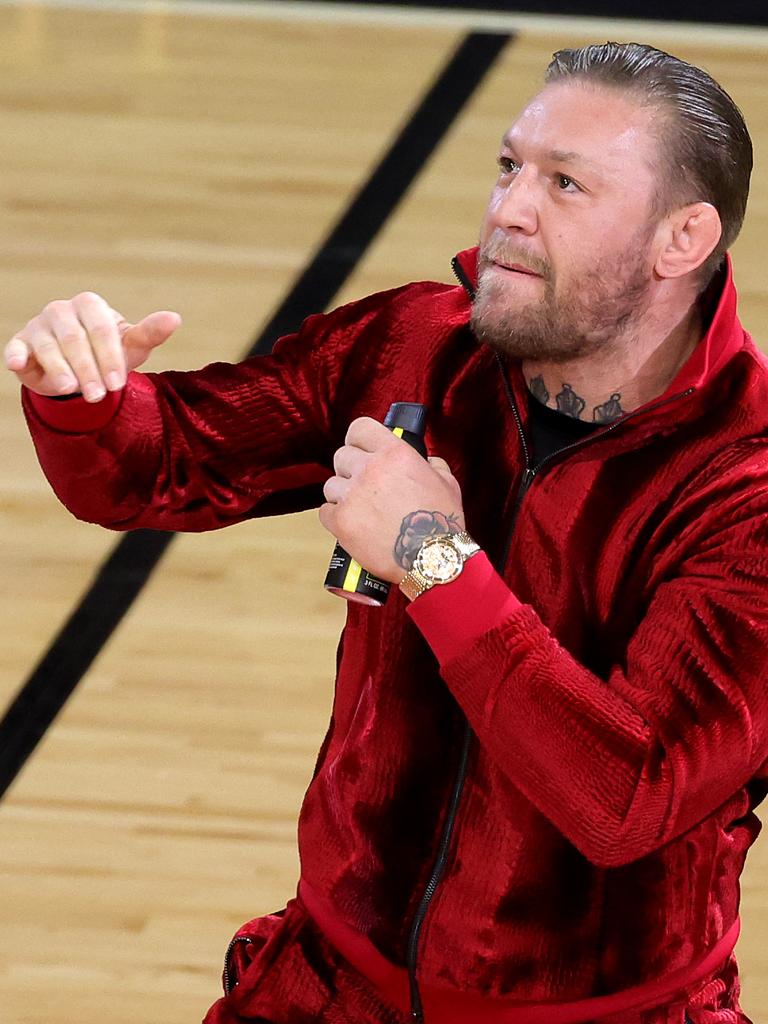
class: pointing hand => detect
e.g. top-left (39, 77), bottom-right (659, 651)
top-left (4, 291), bottom-right (182, 402)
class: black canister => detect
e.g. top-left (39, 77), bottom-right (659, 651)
top-left (324, 402), bottom-right (428, 606)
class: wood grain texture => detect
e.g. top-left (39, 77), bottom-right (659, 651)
top-left (0, 5), bottom-right (458, 1021)
top-left (1, 5), bottom-right (767, 1023)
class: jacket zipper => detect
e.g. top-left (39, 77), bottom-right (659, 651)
top-left (404, 449), bottom-right (535, 1022)
top-left (404, 257), bottom-right (695, 1020)
top-left (222, 934), bottom-right (254, 996)
top-left (405, 720), bottom-right (472, 1021)
top-left (451, 255), bottom-right (476, 300)
top-left (404, 326), bottom-right (536, 1021)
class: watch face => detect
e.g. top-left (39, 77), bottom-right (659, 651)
top-left (416, 537), bottom-right (463, 583)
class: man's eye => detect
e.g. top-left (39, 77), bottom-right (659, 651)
top-left (557, 174), bottom-right (577, 191)
top-left (497, 156), bottom-right (519, 175)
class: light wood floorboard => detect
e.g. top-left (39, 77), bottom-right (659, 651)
top-left (1, 6), bottom-right (767, 1023)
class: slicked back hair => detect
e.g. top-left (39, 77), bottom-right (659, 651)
top-left (545, 42), bottom-right (752, 283)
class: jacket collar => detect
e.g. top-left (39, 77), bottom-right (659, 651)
top-left (451, 245), bottom-right (747, 398)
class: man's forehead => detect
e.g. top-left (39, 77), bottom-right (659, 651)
top-left (501, 83), bottom-right (658, 172)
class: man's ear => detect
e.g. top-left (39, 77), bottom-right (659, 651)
top-left (654, 202), bottom-right (722, 280)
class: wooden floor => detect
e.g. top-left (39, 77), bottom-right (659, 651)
top-left (1, 3), bottom-right (768, 1022)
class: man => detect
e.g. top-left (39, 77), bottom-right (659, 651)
top-left (5, 41), bottom-right (765, 1024)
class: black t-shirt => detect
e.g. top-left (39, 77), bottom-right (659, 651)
top-left (527, 392), bottom-right (601, 466)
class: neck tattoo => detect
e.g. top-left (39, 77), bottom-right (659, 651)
top-left (528, 375), bottom-right (625, 423)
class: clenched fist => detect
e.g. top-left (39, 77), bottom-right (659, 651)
top-left (319, 417), bottom-right (465, 584)
top-left (4, 291), bottom-right (182, 402)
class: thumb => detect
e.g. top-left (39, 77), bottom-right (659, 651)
top-left (119, 310), bottom-right (182, 368)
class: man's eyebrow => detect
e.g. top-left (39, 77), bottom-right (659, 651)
top-left (500, 137), bottom-right (598, 170)
top-left (547, 148), bottom-right (593, 167)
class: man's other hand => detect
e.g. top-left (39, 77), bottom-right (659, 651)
top-left (4, 292), bottom-right (182, 403)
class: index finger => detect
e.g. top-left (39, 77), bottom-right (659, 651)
top-left (73, 292), bottom-right (126, 390)
top-left (344, 416), bottom-right (399, 452)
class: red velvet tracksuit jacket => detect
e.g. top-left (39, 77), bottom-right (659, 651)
top-left (22, 247), bottom-right (768, 1023)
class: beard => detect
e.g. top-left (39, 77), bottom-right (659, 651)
top-left (469, 227), bottom-right (655, 363)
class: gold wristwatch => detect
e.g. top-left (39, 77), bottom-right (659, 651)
top-left (398, 531), bottom-right (480, 601)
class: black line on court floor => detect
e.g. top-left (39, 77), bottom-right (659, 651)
top-left (0, 30), bottom-right (511, 799)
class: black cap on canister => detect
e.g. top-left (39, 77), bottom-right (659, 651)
top-left (383, 402), bottom-right (427, 435)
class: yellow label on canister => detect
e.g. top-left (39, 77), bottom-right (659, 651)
top-left (342, 558), bottom-right (363, 592)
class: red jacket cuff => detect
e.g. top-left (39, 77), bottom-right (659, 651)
top-left (23, 387), bottom-right (124, 432)
top-left (406, 551), bottom-right (522, 665)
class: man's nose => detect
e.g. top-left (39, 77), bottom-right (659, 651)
top-left (490, 174), bottom-right (539, 236)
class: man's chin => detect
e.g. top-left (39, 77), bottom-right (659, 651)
top-left (469, 306), bottom-right (596, 362)
top-left (471, 291), bottom-right (542, 330)
top-left (476, 325), bottom-right (611, 364)
top-left (470, 315), bottom-right (549, 361)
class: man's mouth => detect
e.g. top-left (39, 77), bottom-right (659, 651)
top-left (491, 260), bottom-right (542, 277)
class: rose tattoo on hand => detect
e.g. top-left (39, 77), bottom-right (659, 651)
top-left (394, 510), bottom-right (462, 571)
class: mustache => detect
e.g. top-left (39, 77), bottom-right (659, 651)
top-left (479, 233), bottom-right (551, 279)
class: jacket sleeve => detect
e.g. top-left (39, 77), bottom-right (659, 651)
top-left (22, 308), bottom-right (359, 532)
top-left (408, 458), bottom-right (768, 868)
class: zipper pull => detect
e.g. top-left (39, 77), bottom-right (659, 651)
top-left (520, 466), bottom-right (535, 493)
